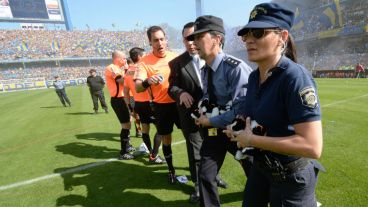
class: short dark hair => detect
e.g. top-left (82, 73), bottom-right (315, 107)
top-left (147, 26), bottom-right (165, 41)
top-left (126, 57), bottom-right (133, 65)
top-left (129, 47), bottom-right (145, 63)
top-left (182, 22), bottom-right (195, 36)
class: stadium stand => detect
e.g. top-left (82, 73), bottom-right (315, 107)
top-left (0, 66), bottom-right (104, 80)
top-left (224, 0), bottom-right (368, 78)
top-left (0, 30), bottom-right (149, 60)
top-left (1, 0), bottom-right (367, 84)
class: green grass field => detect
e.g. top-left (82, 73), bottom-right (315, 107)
top-left (0, 78), bottom-right (367, 207)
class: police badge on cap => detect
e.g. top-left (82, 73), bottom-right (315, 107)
top-left (299, 87), bottom-right (318, 108)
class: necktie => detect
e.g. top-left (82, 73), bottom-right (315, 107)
top-left (200, 65), bottom-right (208, 96)
top-left (206, 65), bottom-right (217, 104)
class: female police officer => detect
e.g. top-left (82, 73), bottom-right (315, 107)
top-left (224, 3), bottom-right (324, 207)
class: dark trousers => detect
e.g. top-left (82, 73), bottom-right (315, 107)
top-left (182, 130), bottom-right (203, 184)
top-left (90, 90), bottom-right (107, 111)
top-left (55, 88), bottom-right (71, 106)
top-left (199, 129), bottom-right (250, 207)
top-left (243, 160), bottom-right (321, 207)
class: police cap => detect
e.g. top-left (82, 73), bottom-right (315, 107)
top-left (186, 15), bottom-right (225, 41)
top-left (238, 3), bottom-right (295, 36)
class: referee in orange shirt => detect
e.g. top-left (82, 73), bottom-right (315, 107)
top-left (135, 26), bottom-right (180, 183)
top-left (105, 50), bottom-right (135, 160)
top-left (124, 47), bottom-right (165, 164)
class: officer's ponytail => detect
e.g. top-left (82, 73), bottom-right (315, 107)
top-left (284, 35), bottom-right (297, 63)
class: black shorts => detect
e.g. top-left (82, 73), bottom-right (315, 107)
top-left (110, 97), bottom-right (130, 123)
top-left (153, 102), bottom-right (181, 135)
top-left (134, 101), bottom-right (154, 124)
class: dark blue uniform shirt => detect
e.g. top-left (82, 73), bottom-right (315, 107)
top-left (202, 52), bottom-right (253, 128)
top-left (242, 56), bottom-right (321, 162)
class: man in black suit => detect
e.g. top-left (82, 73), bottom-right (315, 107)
top-left (168, 22), bottom-right (227, 203)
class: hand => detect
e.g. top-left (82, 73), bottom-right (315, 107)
top-left (147, 76), bottom-right (159, 85)
top-left (224, 117), bottom-right (254, 148)
top-left (195, 114), bottom-right (210, 127)
top-left (179, 92), bottom-right (194, 108)
top-left (223, 124), bottom-right (236, 139)
top-left (148, 74), bottom-right (163, 85)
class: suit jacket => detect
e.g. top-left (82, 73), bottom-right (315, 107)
top-left (168, 52), bottom-right (203, 132)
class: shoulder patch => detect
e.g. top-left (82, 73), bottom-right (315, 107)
top-left (299, 86), bottom-right (318, 108)
top-left (224, 57), bottom-right (240, 68)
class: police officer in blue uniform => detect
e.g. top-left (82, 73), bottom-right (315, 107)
top-left (53, 75), bottom-right (71, 107)
top-left (187, 15), bottom-right (253, 207)
top-left (225, 3), bottom-right (325, 206)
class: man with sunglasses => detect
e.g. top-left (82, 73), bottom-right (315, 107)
top-left (187, 15), bottom-right (253, 207)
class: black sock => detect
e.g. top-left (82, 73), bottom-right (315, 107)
top-left (120, 128), bottom-right (130, 154)
top-left (142, 133), bottom-right (152, 152)
top-left (151, 133), bottom-right (161, 157)
top-left (162, 144), bottom-right (174, 173)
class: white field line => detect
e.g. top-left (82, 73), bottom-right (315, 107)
top-left (0, 140), bottom-right (186, 191)
top-left (321, 93), bottom-right (368, 108)
top-left (2, 92), bottom-right (368, 192)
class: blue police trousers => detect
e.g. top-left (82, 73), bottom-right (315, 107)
top-left (243, 159), bottom-right (323, 207)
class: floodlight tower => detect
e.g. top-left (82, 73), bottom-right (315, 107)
top-left (195, 0), bottom-right (204, 17)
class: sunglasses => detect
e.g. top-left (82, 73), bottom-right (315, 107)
top-left (241, 28), bottom-right (281, 41)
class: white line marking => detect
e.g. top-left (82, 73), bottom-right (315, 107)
top-left (0, 140), bottom-right (186, 191)
top-left (322, 93), bottom-right (368, 108)
top-left (3, 92), bottom-right (368, 192)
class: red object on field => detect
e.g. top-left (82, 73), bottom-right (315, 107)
top-left (355, 64), bottom-right (364, 73)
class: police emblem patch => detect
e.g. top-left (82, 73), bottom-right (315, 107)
top-left (299, 87), bottom-right (317, 108)
top-left (250, 10), bottom-right (258, 19)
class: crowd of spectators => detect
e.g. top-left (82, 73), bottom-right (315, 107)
top-left (291, 0), bottom-right (367, 38)
top-left (297, 37), bottom-right (368, 71)
top-left (342, 0), bottom-right (368, 28)
top-left (1, 0), bottom-right (367, 80)
top-left (0, 29), bottom-right (149, 60)
top-left (0, 66), bottom-right (105, 80)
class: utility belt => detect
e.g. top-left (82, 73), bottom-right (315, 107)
top-left (250, 149), bottom-right (310, 182)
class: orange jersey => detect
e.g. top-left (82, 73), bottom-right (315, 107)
top-left (124, 65), bottom-right (150, 102)
top-left (134, 51), bottom-right (177, 103)
top-left (105, 64), bottom-right (125, 98)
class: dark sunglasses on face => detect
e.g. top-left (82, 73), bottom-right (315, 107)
top-left (241, 28), bottom-right (281, 41)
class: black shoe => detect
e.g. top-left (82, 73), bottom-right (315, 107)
top-left (189, 191), bottom-right (200, 203)
top-left (168, 171), bottom-right (176, 184)
top-left (94, 110), bottom-right (98, 114)
top-left (216, 178), bottom-right (228, 189)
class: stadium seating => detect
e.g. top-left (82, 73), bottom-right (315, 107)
top-left (0, 30), bottom-right (149, 60)
top-left (0, 66), bottom-right (104, 80)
